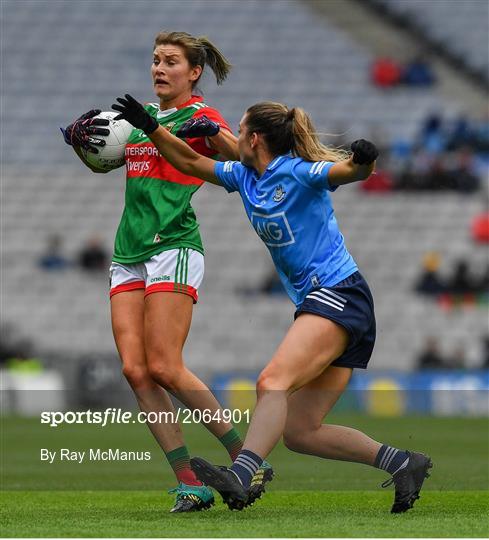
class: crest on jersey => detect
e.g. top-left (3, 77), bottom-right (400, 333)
top-left (165, 122), bottom-right (176, 132)
top-left (273, 184), bottom-right (286, 202)
top-left (153, 233), bottom-right (162, 244)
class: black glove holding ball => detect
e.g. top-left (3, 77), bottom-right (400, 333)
top-left (350, 139), bottom-right (379, 165)
top-left (61, 109), bottom-right (110, 154)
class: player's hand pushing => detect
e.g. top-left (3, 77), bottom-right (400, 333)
top-left (112, 94), bottom-right (159, 135)
top-left (61, 109), bottom-right (110, 154)
top-left (350, 139), bottom-right (379, 165)
top-left (176, 115), bottom-right (220, 138)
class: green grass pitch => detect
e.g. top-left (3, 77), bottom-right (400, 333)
top-left (1, 414), bottom-right (488, 537)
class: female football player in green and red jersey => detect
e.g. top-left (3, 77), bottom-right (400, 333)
top-left (62, 31), bottom-right (272, 512)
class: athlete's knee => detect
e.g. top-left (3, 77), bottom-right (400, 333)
top-left (256, 371), bottom-right (277, 393)
top-left (256, 367), bottom-right (290, 393)
top-left (146, 353), bottom-right (184, 391)
top-left (121, 362), bottom-right (152, 389)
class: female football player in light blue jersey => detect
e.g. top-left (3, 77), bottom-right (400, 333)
top-left (112, 95), bottom-right (432, 514)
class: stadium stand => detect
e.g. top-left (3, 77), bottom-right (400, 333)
top-left (369, 0), bottom-right (489, 86)
top-left (2, 0), bottom-right (487, 376)
top-left (2, 0), bottom-right (459, 164)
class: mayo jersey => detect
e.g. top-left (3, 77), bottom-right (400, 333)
top-left (215, 155), bottom-right (358, 306)
top-left (113, 96), bottom-right (230, 264)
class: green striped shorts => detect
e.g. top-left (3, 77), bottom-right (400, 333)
top-left (109, 248), bottom-right (204, 303)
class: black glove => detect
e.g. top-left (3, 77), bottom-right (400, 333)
top-left (176, 115), bottom-right (220, 138)
top-left (61, 109), bottom-right (110, 154)
top-left (112, 94), bottom-right (158, 135)
top-left (351, 139), bottom-right (379, 165)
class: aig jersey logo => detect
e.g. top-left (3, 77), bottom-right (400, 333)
top-left (250, 212), bottom-right (295, 247)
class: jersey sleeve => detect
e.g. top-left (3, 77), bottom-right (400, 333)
top-left (214, 160), bottom-right (243, 193)
top-left (186, 106), bottom-right (233, 158)
top-left (293, 160), bottom-right (338, 191)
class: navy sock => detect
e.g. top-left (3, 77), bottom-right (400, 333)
top-left (230, 449), bottom-right (263, 489)
top-left (374, 445), bottom-right (410, 475)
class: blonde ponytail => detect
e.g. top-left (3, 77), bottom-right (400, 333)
top-left (290, 108), bottom-right (350, 163)
top-left (245, 102), bottom-right (350, 163)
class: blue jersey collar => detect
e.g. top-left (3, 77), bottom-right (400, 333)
top-left (266, 153), bottom-right (293, 171)
top-left (252, 154), bottom-right (293, 180)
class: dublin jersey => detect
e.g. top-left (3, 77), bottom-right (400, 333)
top-left (113, 96), bottom-right (231, 264)
top-left (215, 155), bottom-right (358, 306)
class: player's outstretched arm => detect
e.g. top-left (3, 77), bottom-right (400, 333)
top-left (150, 126), bottom-right (220, 184)
top-left (207, 128), bottom-right (239, 160)
top-left (328, 139), bottom-right (378, 186)
top-left (112, 94), bottom-right (221, 186)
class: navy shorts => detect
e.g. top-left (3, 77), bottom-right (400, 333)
top-left (294, 271), bottom-right (376, 369)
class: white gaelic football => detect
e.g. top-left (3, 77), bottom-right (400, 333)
top-left (82, 111), bottom-right (133, 171)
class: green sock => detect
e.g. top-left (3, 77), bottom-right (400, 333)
top-left (219, 427), bottom-right (243, 462)
top-left (165, 446), bottom-right (201, 486)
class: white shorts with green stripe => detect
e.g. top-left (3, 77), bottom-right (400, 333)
top-left (109, 248), bottom-right (204, 303)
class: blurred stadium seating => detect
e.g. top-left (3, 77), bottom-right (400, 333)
top-left (1, 0), bottom-right (488, 377)
top-left (371, 0), bottom-right (489, 84)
